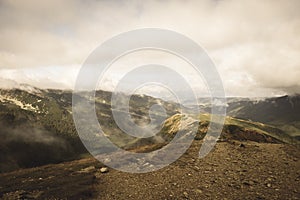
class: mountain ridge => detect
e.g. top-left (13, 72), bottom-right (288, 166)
top-left (0, 87), bottom-right (299, 173)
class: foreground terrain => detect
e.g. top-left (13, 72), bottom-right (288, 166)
top-left (1, 140), bottom-right (299, 200)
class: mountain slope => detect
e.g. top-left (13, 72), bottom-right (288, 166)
top-left (0, 88), bottom-right (298, 173)
top-left (227, 95), bottom-right (300, 138)
top-left (0, 88), bottom-right (179, 172)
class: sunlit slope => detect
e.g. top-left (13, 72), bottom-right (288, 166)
top-left (158, 113), bottom-right (299, 145)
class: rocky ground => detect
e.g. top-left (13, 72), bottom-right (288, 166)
top-left (0, 140), bottom-right (299, 200)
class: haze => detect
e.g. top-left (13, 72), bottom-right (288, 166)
top-left (0, 0), bottom-right (299, 97)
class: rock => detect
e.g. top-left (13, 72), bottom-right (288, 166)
top-left (183, 191), bottom-right (188, 198)
top-left (239, 143), bottom-right (246, 148)
top-left (243, 180), bottom-right (254, 186)
top-left (266, 183), bottom-right (272, 188)
top-left (100, 167), bottom-right (109, 173)
top-left (195, 189), bottom-right (203, 194)
top-left (234, 184), bottom-right (241, 189)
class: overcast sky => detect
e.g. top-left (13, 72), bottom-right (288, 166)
top-left (0, 0), bottom-right (299, 97)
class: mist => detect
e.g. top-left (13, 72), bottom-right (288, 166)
top-left (0, 123), bottom-right (77, 172)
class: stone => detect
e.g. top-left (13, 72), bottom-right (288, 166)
top-left (100, 167), bottom-right (109, 173)
top-left (195, 189), bottom-right (203, 194)
top-left (183, 192), bottom-right (188, 198)
top-left (239, 143), bottom-right (246, 148)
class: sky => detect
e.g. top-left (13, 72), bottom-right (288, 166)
top-left (0, 0), bottom-right (299, 97)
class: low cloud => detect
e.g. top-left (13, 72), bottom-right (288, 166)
top-left (0, 123), bottom-right (76, 172)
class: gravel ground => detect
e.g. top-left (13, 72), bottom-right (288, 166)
top-left (0, 140), bottom-right (299, 200)
top-left (95, 141), bottom-right (300, 200)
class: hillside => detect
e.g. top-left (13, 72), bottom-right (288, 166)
top-left (0, 140), bottom-right (299, 199)
top-left (159, 113), bottom-right (298, 146)
top-left (0, 88), bottom-right (300, 199)
top-left (226, 95), bottom-right (300, 138)
top-left (1, 88), bottom-right (299, 173)
top-left (0, 88), bottom-right (179, 172)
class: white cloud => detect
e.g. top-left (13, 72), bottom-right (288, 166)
top-left (0, 0), bottom-right (299, 96)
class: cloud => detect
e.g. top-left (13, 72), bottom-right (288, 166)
top-left (0, 0), bottom-right (299, 96)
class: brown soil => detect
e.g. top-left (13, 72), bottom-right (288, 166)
top-left (0, 158), bottom-right (103, 199)
top-left (1, 140), bottom-right (299, 200)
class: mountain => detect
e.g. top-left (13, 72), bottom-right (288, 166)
top-left (226, 95), bottom-right (300, 138)
top-left (0, 88), bottom-right (179, 172)
top-left (0, 88), bottom-right (83, 172)
top-left (0, 87), bottom-right (300, 199)
top-left (1, 87), bottom-right (298, 173)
